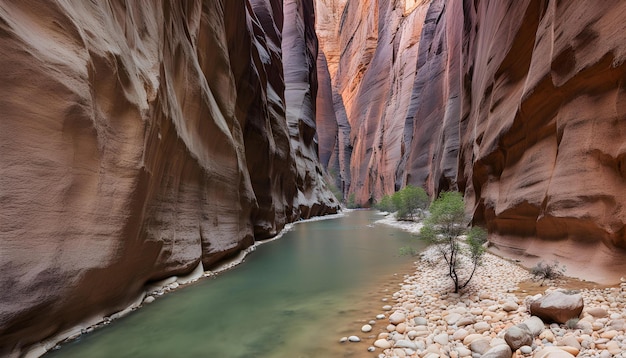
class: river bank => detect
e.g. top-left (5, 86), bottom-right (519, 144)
top-left (45, 210), bottom-right (423, 358)
top-left (38, 212), bottom-right (349, 357)
top-left (340, 213), bottom-right (626, 358)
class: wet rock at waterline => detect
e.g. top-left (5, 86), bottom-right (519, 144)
top-left (374, 339), bottom-right (391, 349)
top-left (389, 312), bottom-right (406, 325)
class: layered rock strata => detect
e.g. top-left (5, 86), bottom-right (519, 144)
top-left (0, 0), bottom-right (337, 355)
top-left (316, 1), bottom-right (626, 280)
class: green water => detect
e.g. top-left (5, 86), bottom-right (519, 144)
top-left (47, 210), bottom-right (426, 358)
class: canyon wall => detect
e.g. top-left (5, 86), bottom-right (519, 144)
top-left (316, 0), bottom-right (626, 281)
top-left (0, 0), bottom-right (337, 355)
top-left (455, 0), bottom-right (626, 282)
top-left (315, 0), bottom-right (432, 204)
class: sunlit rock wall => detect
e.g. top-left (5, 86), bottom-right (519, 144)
top-left (315, 0), bottom-right (431, 204)
top-left (395, 0), bottom-right (461, 195)
top-left (317, 0), bottom-right (626, 281)
top-left (316, 0), bottom-right (626, 281)
top-left (0, 0), bottom-right (337, 355)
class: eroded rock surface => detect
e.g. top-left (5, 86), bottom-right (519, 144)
top-left (0, 0), bottom-right (337, 355)
top-left (458, 1), bottom-right (626, 282)
top-left (315, 0), bottom-right (432, 204)
top-left (316, 1), bottom-right (626, 280)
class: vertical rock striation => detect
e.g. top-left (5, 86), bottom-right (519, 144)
top-left (395, 0), bottom-right (462, 195)
top-left (455, 0), bottom-right (626, 281)
top-left (284, 0), bottom-right (337, 218)
top-left (0, 0), bottom-right (337, 355)
top-left (315, 0), bottom-right (432, 204)
top-left (316, 0), bottom-right (626, 281)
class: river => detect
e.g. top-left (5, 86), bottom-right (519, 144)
top-left (47, 210), bottom-right (426, 358)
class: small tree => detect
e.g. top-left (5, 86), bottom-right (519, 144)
top-left (418, 192), bottom-right (487, 293)
top-left (377, 185), bottom-right (429, 220)
top-left (375, 194), bottom-right (394, 212)
top-left (346, 193), bottom-right (358, 208)
top-left (400, 185), bottom-right (429, 220)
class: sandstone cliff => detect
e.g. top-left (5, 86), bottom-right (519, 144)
top-left (315, 0), bottom-right (432, 204)
top-left (0, 0), bottom-right (337, 355)
top-left (455, 0), bottom-right (626, 282)
top-left (316, 0), bottom-right (626, 282)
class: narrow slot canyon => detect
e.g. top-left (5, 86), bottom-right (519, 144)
top-left (2, 1), bottom-right (626, 357)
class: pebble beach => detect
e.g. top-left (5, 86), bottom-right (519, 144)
top-left (341, 214), bottom-right (626, 358)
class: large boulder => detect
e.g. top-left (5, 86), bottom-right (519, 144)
top-left (522, 316), bottom-right (545, 336)
top-left (530, 291), bottom-right (584, 324)
top-left (504, 324), bottom-right (533, 350)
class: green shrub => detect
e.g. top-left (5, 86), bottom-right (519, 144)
top-left (531, 260), bottom-right (566, 282)
top-left (346, 193), bottom-right (358, 209)
top-left (400, 185), bottom-right (429, 219)
top-left (418, 191), bottom-right (487, 293)
top-left (375, 194), bottom-right (394, 212)
top-left (375, 185), bottom-right (429, 220)
top-left (391, 191), bottom-right (403, 212)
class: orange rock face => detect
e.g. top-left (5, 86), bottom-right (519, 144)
top-left (0, 0), bottom-right (337, 355)
top-left (460, 1), bottom-right (626, 282)
top-left (315, 0), bottom-right (432, 204)
top-left (317, 0), bottom-right (626, 281)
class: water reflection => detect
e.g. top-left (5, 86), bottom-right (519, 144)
top-left (47, 210), bottom-right (426, 358)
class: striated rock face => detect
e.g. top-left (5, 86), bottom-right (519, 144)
top-left (396, 0), bottom-right (462, 195)
top-left (316, 1), bottom-right (626, 281)
top-left (315, 0), bottom-right (432, 204)
top-left (283, 0), bottom-right (337, 218)
top-left (455, 0), bottom-right (626, 282)
top-left (0, 0), bottom-right (337, 355)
